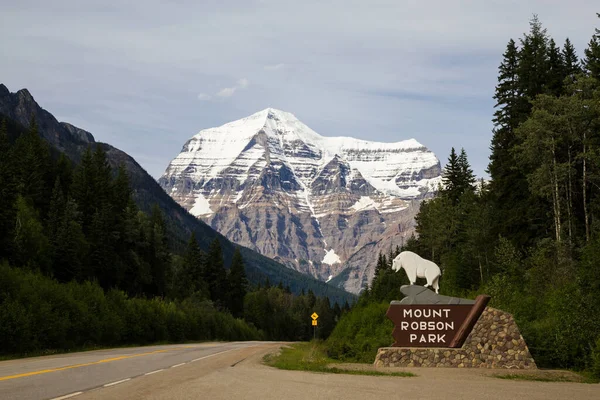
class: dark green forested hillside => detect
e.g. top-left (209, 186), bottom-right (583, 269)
top-left (0, 83), bottom-right (354, 306)
top-left (327, 14), bottom-right (600, 376)
top-left (0, 114), bottom-right (348, 356)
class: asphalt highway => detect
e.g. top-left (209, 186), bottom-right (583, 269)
top-left (1, 342), bottom-right (599, 400)
top-left (0, 341), bottom-right (270, 400)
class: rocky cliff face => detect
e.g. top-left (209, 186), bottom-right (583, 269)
top-left (159, 108), bottom-right (441, 293)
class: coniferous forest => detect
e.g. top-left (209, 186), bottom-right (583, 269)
top-left (0, 117), bottom-right (345, 356)
top-left (328, 14), bottom-right (600, 376)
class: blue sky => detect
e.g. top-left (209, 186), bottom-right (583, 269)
top-left (1, 1), bottom-right (598, 178)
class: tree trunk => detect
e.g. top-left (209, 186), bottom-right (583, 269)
top-left (583, 140), bottom-right (590, 242)
top-left (552, 140), bottom-right (561, 243)
top-left (567, 147), bottom-right (573, 242)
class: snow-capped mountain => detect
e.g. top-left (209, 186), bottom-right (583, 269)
top-left (159, 108), bottom-right (441, 293)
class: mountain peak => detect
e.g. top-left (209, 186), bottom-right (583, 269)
top-left (160, 107), bottom-right (442, 294)
top-left (16, 88), bottom-right (35, 102)
top-left (253, 107), bottom-right (298, 122)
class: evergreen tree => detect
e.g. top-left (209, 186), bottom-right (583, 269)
top-left (227, 248), bottom-right (248, 317)
top-left (442, 147), bottom-right (462, 204)
top-left (0, 119), bottom-right (17, 260)
top-left (178, 232), bottom-right (207, 298)
top-left (205, 238), bottom-right (228, 306)
top-left (489, 39), bottom-right (520, 197)
top-left (457, 148), bottom-right (477, 194)
top-left (517, 15), bottom-right (549, 109)
top-left (13, 117), bottom-right (53, 216)
top-left (489, 16), bottom-right (553, 247)
top-left (113, 164), bottom-right (132, 216)
top-left (343, 300), bottom-right (351, 313)
top-left (55, 154), bottom-right (73, 197)
top-left (562, 38), bottom-right (582, 81)
top-left (71, 147), bottom-right (95, 232)
top-left (13, 196), bottom-right (51, 272)
top-left (91, 145), bottom-right (113, 208)
top-left (546, 38), bottom-right (565, 95)
top-left (584, 14), bottom-right (600, 79)
top-left (48, 178), bottom-right (66, 240)
top-left (147, 205), bottom-right (170, 297)
top-left (52, 198), bottom-right (88, 282)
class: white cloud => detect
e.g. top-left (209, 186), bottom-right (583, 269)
top-left (264, 63), bottom-right (285, 71)
top-left (2, 1), bottom-right (598, 179)
top-left (216, 78), bottom-right (249, 98)
top-left (216, 86), bottom-right (237, 98)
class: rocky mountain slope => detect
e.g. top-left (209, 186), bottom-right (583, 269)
top-left (0, 84), bottom-right (354, 304)
top-left (160, 108), bottom-right (441, 293)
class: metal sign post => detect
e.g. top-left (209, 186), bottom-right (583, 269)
top-left (311, 312), bottom-right (319, 340)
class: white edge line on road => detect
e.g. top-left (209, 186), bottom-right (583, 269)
top-left (171, 363), bottom-right (186, 368)
top-left (144, 369), bottom-right (164, 375)
top-left (50, 392), bottom-right (83, 400)
top-left (103, 378), bottom-right (131, 387)
top-left (191, 348), bottom-right (237, 362)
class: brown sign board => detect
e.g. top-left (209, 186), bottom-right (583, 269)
top-left (386, 294), bottom-right (490, 348)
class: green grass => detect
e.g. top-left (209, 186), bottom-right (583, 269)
top-left (263, 341), bottom-right (416, 377)
top-left (493, 372), bottom-right (599, 384)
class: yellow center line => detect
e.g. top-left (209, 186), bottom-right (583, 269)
top-left (0, 345), bottom-right (201, 382)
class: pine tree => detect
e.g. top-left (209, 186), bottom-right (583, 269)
top-left (91, 145), bottom-right (113, 209)
top-left (148, 205), bottom-right (170, 297)
top-left (0, 119), bottom-right (17, 260)
top-left (457, 148), bottom-right (476, 194)
top-left (71, 147), bottom-right (95, 232)
top-left (489, 39), bottom-right (520, 192)
top-left (53, 198), bottom-right (88, 282)
top-left (517, 15), bottom-right (550, 108)
top-left (13, 196), bottom-right (51, 272)
top-left (489, 16), bottom-right (553, 248)
top-left (227, 248), bottom-right (248, 317)
top-left (205, 238), bottom-right (228, 306)
top-left (13, 116), bottom-right (53, 215)
top-left (546, 38), bottom-right (565, 95)
top-left (112, 164), bottom-right (132, 216)
top-left (584, 14), bottom-right (600, 79)
top-left (179, 232), bottom-right (207, 298)
top-left (55, 154), bottom-right (73, 197)
top-left (343, 300), bottom-right (350, 313)
top-left (48, 178), bottom-right (66, 235)
top-left (442, 148), bottom-right (463, 204)
top-left (562, 38), bottom-right (582, 81)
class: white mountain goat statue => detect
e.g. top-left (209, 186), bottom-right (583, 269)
top-left (392, 251), bottom-right (441, 294)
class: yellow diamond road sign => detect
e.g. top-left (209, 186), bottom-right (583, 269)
top-left (311, 312), bottom-right (319, 320)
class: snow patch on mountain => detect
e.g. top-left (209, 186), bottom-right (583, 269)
top-left (189, 192), bottom-right (212, 216)
top-left (351, 196), bottom-right (377, 212)
top-left (322, 249), bottom-right (341, 265)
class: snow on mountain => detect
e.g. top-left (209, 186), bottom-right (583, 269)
top-left (159, 108), bottom-right (442, 294)
top-left (163, 108), bottom-right (440, 207)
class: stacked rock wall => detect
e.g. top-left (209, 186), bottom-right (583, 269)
top-left (374, 307), bottom-right (536, 369)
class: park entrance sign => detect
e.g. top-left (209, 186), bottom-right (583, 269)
top-left (386, 287), bottom-right (490, 348)
top-left (375, 285), bottom-right (536, 369)
top-left (378, 253), bottom-right (536, 368)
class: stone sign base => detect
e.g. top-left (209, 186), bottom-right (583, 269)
top-left (374, 307), bottom-right (536, 369)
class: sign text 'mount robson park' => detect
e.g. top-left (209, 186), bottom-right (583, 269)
top-left (387, 305), bottom-right (472, 347)
top-left (386, 293), bottom-right (491, 348)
